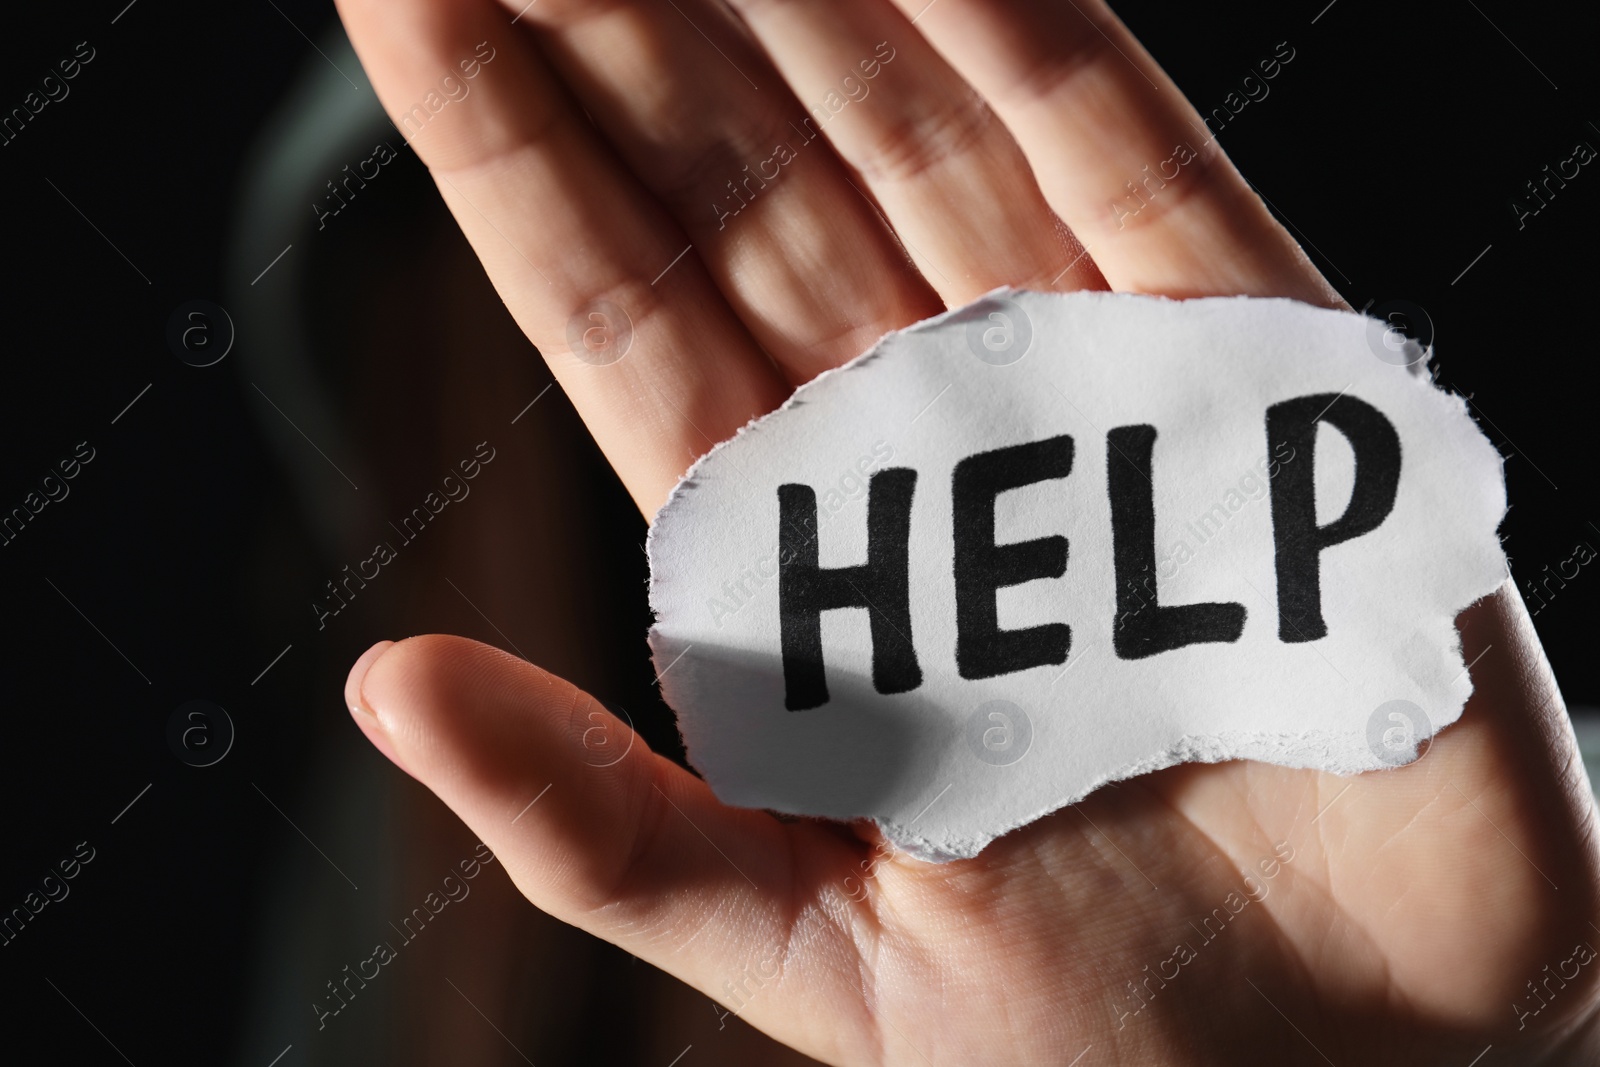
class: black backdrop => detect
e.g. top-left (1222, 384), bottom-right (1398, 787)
top-left (2, 0), bottom-right (1596, 1062)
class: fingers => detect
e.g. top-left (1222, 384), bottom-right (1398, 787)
top-left (344, 636), bottom-right (865, 1036)
top-left (336, 0), bottom-right (789, 514)
top-left (505, 0), bottom-right (945, 381)
top-left (721, 0), bottom-right (1106, 301)
top-left (885, 0), bottom-right (1343, 306)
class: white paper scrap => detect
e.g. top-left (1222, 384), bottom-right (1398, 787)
top-left (646, 290), bottom-right (1508, 861)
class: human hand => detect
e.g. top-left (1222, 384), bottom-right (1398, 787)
top-left (332, 0), bottom-right (1600, 1061)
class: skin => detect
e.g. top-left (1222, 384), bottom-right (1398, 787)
top-left (332, 0), bottom-right (1600, 1061)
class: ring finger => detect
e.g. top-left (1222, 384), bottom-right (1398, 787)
top-left (721, 0), bottom-right (1107, 301)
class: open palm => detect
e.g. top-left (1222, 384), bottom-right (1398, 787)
top-left (334, 0), bottom-right (1600, 1061)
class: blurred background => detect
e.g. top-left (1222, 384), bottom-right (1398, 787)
top-left (1, 1), bottom-right (1596, 1063)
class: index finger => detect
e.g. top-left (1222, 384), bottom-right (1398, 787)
top-left (336, 0), bottom-right (790, 515)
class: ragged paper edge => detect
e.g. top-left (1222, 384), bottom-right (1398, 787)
top-left (647, 288), bottom-right (1509, 862)
top-left (876, 724), bottom-right (1423, 861)
top-left (879, 637), bottom-right (1483, 862)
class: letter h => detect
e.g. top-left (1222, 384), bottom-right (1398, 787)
top-left (777, 469), bottom-right (921, 710)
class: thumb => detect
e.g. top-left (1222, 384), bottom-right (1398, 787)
top-left (342, 635), bottom-right (852, 1015)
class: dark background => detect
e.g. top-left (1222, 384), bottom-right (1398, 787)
top-left (1, 0), bottom-right (1595, 1062)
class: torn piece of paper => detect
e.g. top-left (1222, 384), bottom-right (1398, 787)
top-left (646, 290), bottom-right (1507, 861)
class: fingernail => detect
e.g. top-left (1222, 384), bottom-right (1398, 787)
top-left (346, 640), bottom-right (408, 772)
